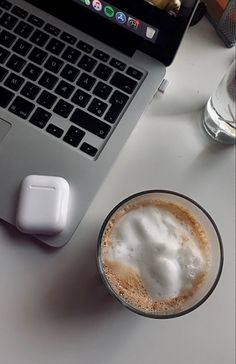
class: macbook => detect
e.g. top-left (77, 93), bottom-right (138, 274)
top-left (0, 0), bottom-right (199, 247)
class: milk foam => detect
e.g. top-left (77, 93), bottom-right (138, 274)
top-left (106, 206), bottom-right (205, 299)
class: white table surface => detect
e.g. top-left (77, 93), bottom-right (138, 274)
top-left (0, 16), bottom-right (235, 364)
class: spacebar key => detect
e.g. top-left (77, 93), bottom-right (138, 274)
top-left (70, 108), bottom-right (111, 139)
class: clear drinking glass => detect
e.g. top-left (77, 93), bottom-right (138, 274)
top-left (202, 59), bottom-right (236, 144)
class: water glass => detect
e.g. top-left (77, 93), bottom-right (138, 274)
top-left (202, 59), bottom-right (236, 144)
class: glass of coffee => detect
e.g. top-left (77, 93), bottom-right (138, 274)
top-left (97, 190), bottom-right (223, 318)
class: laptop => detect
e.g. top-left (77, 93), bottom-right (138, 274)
top-left (0, 0), bottom-right (199, 247)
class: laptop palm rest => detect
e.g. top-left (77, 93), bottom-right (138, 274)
top-left (0, 119), bottom-right (11, 143)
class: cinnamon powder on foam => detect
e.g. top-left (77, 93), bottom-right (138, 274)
top-left (100, 199), bottom-right (211, 315)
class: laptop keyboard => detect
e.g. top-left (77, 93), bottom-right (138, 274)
top-left (0, 0), bottom-right (145, 159)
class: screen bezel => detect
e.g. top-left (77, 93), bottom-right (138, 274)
top-left (24, 0), bottom-right (199, 66)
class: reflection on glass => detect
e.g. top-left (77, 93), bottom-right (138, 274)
top-left (145, 0), bottom-right (182, 12)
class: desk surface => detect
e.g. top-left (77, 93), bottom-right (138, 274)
top-left (0, 17), bottom-right (235, 364)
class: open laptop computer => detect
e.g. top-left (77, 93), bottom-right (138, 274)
top-left (0, 0), bottom-right (198, 247)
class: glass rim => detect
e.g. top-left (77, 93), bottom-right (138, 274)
top-left (97, 189), bottom-right (224, 319)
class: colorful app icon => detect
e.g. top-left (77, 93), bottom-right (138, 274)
top-left (115, 11), bottom-right (126, 24)
top-left (92, 0), bottom-right (102, 11)
top-left (104, 5), bottom-right (114, 17)
top-left (127, 17), bottom-right (139, 30)
top-left (80, 0), bottom-right (90, 4)
top-left (146, 26), bottom-right (156, 39)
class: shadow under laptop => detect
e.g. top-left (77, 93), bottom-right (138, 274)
top-left (151, 92), bottom-right (208, 118)
top-left (0, 218), bottom-right (56, 253)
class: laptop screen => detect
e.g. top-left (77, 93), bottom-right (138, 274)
top-left (73, 0), bottom-right (192, 45)
top-left (73, 0), bottom-right (160, 43)
top-left (25, 0), bottom-right (199, 66)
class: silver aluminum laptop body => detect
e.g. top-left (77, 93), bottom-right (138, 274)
top-left (0, 0), bottom-right (195, 247)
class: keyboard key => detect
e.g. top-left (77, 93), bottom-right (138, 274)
top-left (55, 80), bottom-right (74, 99)
top-left (6, 54), bottom-right (25, 72)
top-left (62, 46), bottom-right (81, 64)
top-left (0, 1), bottom-right (12, 10)
top-left (11, 5), bottom-right (28, 18)
top-left (4, 72), bottom-right (24, 91)
top-left (76, 40), bottom-right (93, 53)
top-left (80, 142), bottom-right (97, 157)
top-left (110, 72), bottom-right (137, 94)
top-left (88, 98), bottom-right (107, 117)
top-left (109, 58), bottom-right (126, 71)
top-left (0, 84), bottom-right (13, 107)
top-left (9, 96), bottom-right (34, 118)
top-left (0, 65), bottom-right (8, 80)
top-left (12, 38), bottom-right (32, 56)
top-left (78, 55), bottom-right (97, 72)
top-left (77, 72), bottom-right (96, 91)
top-left (38, 71), bottom-right (58, 90)
top-left (106, 105), bottom-right (122, 123)
top-left (126, 67), bottom-right (143, 80)
top-left (37, 90), bottom-right (57, 109)
top-left (60, 64), bottom-right (79, 82)
top-left (14, 20), bottom-right (33, 38)
top-left (53, 99), bottom-right (73, 118)
top-left (104, 105), bottom-right (120, 124)
top-left (46, 38), bottom-right (65, 55)
top-left (70, 108), bottom-right (111, 139)
top-left (29, 107), bottom-right (51, 128)
top-left (22, 63), bottom-right (42, 81)
top-left (0, 29), bottom-right (16, 47)
top-left (20, 81), bottom-right (40, 100)
top-left (93, 81), bottom-right (112, 100)
top-left (93, 49), bottom-right (109, 63)
top-left (28, 14), bottom-right (44, 28)
top-left (104, 90), bottom-right (129, 123)
top-left (28, 47), bottom-right (48, 65)
top-left (60, 32), bottom-right (76, 45)
top-left (30, 29), bottom-right (49, 47)
top-left (46, 123), bottom-right (63, 137)
top-left (94, 63), bottom-right (112, 81)
top-left (44, 55), bottom-right (63, 73)
top-left (71, 89), bottom-right (91, 108)
top-left (63, 125), bottom-right (85, 147)
top-left (110, 90), bottom-right (129, 106)
top-left (44, 23), bottom-right (60, 36)
top-left (0, 12), bottom-right (18, 30)
top-left (0, 45), bottom-right (10, 63)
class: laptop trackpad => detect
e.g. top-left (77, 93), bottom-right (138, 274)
top-left (0, 119), bottom-right (11, 143)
